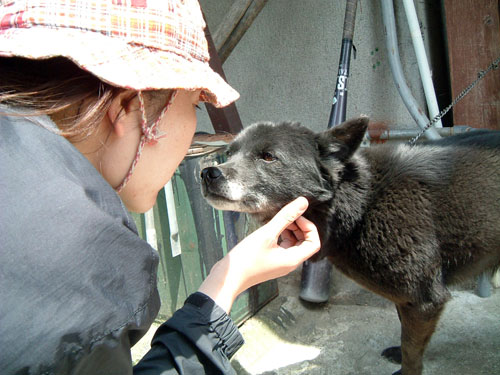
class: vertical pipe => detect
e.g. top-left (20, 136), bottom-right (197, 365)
top-left (327, 38), bottom-right (353, 128)
top-left (402, 0), bottom-right (442, 127)
top-left (301, 0), bottom-right (359, 304)
top-left (327, 0), bottom-right (358, 128)
top-left (380, 0), bottom-right (441, 139)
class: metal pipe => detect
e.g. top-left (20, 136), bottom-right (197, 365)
top-left (301, 0), bottom-right (360, 305)
top-left (402, 0), bottom-right (442, 128)
top-left (366, 125), bottom-right (473, 142)
top-left (327, 0), bottom-right (358, 129)
top-left (380, 0), bottom-right (441, 140)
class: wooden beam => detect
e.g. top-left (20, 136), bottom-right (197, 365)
top-left (215, 0), bottom-right (269, 64)
top-left (204, 23), bottom-right (244, 134)
top-left (213, 0), bottom-right (253, 52)
top-left (443, 0), bottom-right (500, 129)
top-left (200, 1), bottom-right (269, 134)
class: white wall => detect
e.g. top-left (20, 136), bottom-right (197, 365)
top-left (198, 0), bottom-right (447, 134)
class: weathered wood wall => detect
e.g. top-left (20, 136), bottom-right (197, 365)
top-left (443, 0), bottom-right (500, 129)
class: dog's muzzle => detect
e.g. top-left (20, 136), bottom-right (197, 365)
top-left (200, 166), bottom-right (225, 199)
top-left (200, 166), bottom-right (222, 183)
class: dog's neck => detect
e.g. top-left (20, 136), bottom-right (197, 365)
top-left (307, 150), bottom-right (372, 246)
top-left (249, 151), bottom-right (372, 248)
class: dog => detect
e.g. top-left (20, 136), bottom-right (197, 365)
top-left (200, 117), bottom-right (500, 375)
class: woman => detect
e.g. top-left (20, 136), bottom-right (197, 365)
top-left (0, 1), bottom-right (320, 374)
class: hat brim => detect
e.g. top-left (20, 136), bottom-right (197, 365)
top-left (0, 27), bottom-right (240, 108)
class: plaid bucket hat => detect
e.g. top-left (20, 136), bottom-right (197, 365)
top-left (0, 0), bottom-right (240, 108)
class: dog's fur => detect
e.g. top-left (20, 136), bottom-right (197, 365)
top-left (200, 118), bottom-right (500, 375)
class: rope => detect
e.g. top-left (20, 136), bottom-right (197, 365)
top-left (115, 90), bottom-right (177, 193)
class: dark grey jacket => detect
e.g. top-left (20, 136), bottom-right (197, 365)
top-left (0, 107), bottom-right (243, 374)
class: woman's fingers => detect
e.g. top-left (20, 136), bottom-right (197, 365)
top-left (198, 196), bottom-right (321, 314)
top-left (294, 216), bottom-right (318, 243)
top-left (287, 218), bottom-right (321, 262)
top-left (279, 229), bottom-right (296, 249)
top-left (264, 197), bottom-right (309, 241)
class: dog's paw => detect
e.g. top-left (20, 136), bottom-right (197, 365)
top-left (381, 346), bottom-right (402, 364)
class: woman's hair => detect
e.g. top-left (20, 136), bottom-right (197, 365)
top-left (0, 57), bottom-right (168, 141)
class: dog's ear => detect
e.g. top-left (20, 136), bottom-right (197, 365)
top-left (317, 117), bottom-right (369, 161)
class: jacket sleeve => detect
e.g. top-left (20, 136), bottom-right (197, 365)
top-left (133, 292), bottom-right (245, 375)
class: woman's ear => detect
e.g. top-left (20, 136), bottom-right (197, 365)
top-left (106, 90), bottom-right (139, 138)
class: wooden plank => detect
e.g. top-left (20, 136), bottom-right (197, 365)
top-left (204, 23), bottom-right (244, 134)
top-left (216, 0), bottom-right (269, 64)
top-left (152, 188), bottom-right (186, 319)
top-left (212, 0), bottom-right (254, 53)
top-left (443, 0), bottom-right (500, 129)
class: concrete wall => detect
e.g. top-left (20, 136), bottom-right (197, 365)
top-left (197, 0), bottom-right (448, 135)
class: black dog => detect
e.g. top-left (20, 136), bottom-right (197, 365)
top-left (201, 117), bottom-right (500, 375)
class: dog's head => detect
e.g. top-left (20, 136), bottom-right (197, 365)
top-left (200, 117), bottom-right (368, 221)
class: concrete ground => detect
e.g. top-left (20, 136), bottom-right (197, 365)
top-left (133, 268), bottom-right (500, 374)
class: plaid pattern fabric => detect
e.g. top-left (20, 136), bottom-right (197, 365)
top-left (0, 0), bottom-right (239, 107)
top-left (0, 0), bottom-right (209, 62)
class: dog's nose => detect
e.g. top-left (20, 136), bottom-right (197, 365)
top-left (201, 166), bottom-right (222, 181)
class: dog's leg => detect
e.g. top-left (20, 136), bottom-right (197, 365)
top-left (397, 303), bottom-right (445, 375)
top-left (381, 305), bottom-right (403, 364)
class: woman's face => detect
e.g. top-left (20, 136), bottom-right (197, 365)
top-left (101, 89), bottom-right (201, 213)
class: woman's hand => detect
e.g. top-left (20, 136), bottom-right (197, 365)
top-left (198, 197), bottom-right (321, 313)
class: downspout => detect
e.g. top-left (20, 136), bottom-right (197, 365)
top-left (402, 0), bottom-right (442, 128)
top-left (380, 0), bottom-right (441, 140)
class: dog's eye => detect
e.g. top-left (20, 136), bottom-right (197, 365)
top-left (261, 152), bottom-right (277, 162)
top-left (225, 149), bottom-right (232, 157)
